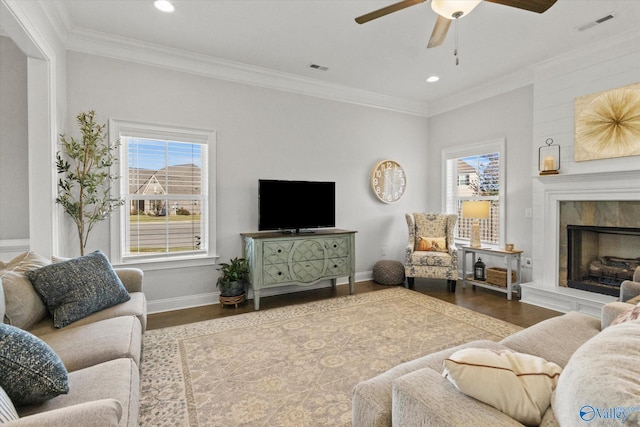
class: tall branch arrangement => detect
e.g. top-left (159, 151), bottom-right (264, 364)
top-left (56, 111), bottom-right (124, 255)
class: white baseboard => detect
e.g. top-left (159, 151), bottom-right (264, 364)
top-left (520, 281), bottom-right (615, 318)
top-left (147, 271), bottom-right (374, 314)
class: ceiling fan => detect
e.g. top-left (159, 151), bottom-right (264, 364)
top-left (355, 0), bottom-right (557, 49)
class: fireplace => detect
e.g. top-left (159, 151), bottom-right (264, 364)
top-left (567, 225), bottom-right (640, 296)
top-left (522, 171), bottom-right (640, 317)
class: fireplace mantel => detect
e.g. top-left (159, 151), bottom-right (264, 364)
top-left (521, 169), bottom-right (640, 317)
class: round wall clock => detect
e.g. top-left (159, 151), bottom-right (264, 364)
top-left (370, 159), bottom-right (406, 203)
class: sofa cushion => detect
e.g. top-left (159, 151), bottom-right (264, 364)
top-left (17, 358), bottom-right (139, 427)
top-left (500, 311), bottom-right (600, 368)
top-left (553, 320), bottom-right (640, 426)
top-left (0, 251), bottom-right (50, 329)
top-left (0, 385), bottom-right (19, 422)
top-left (28, 292), bottom-right (147, 336)
top-left (392, 367), bottom-right (523, 427)
top-left (352, 340), bottom-right (510, 427)
top-left (26, 251), bottom-right (131, 328)
top-left (38, 316), bottom-right (143, 372)
top-left (443, 348), bottom-right (562, 425)
top-left (10, 399), bottom-right (122, 426)
top-left (0, 324), bottom-right (69, 405)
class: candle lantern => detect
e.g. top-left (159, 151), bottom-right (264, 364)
top-left (474, 257), bottom-right (486, 281)
top-left (538, 138), bottom-right (560, 175)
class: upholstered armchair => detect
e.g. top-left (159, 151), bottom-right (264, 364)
top-left (404, 213), bottom-right (459, 292)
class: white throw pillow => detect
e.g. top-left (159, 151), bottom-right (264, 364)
top-left (0, 251), bottom-right (50, 329)
top-left (553, 321), bottom-right (640, 426)
top-left (443, 348), bottom-right (562, 425)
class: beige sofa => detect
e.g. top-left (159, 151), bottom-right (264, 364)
top-left (353, 267), bottom-right (640, 427)
top-left (0, 253), bottom-right (146, 427)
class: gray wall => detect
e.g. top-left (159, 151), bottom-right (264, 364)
top-left (0, 35), bottom-right (29, 240)
top-left (65, 51), bottom-right (430, 308)
top-left (427, 85), bottom-right (535, 280)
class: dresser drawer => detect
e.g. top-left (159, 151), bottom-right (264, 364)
top-left (323, 237), bottom-right (350, 258)
top-left (291, 240), bottom-right (325, 262)
top-left (326, 257), bottom-right (350, 276)
top-left (290, 259), bottom-right (325, 283)
top-left (263, 241), bottom-right (294, 265)
top-left (263, 263), bottom-right (293, 284)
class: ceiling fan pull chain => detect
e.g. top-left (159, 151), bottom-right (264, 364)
top-left (454, 16), bottom-right (459, 65)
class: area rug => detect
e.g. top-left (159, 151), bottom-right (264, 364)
top-left (139, 287), bottom-right (522, 426)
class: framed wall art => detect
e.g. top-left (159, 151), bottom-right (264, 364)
top-left (574, 82), bottom-right (640, 162)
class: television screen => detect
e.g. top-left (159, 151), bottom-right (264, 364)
top-left (259, 180), bottom-right (335, 232)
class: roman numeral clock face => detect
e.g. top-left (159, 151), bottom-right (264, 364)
top-left (370, 160), bottom-right (406, 203)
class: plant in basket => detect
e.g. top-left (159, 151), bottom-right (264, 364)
top-left (216, 257), bottom-right (249, 297)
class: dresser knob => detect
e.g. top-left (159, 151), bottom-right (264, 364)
top-left (278, 271), bottom-right (282, 275)
top-left (277, 249), bottom-right (282, 253)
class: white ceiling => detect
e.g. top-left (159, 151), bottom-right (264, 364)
top-left (50, 1), bottom-right (640, 112)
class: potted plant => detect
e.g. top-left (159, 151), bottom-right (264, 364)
top-left (56, 111), bottom-right (124, 255)
top-left (216, 257), bottom-right (249, 297)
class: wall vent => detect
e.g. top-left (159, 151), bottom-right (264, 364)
top-left (576, 13), bottom-right (616, 32)
top-left (309, 64), bottom-right (329, 71)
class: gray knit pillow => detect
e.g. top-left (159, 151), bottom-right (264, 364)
top-left (0, 324), bottom-right (69, 405)
top-left (26, 250), bottom-right (130, 328)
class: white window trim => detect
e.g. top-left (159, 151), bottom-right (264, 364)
top-left (441, 138), bottom-right (506, 249)
top-left (109, 119), bottom-right (217, 270)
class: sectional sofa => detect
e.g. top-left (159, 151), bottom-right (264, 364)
top-left (0, 251), bottom-right (146, 426)
top-left (353, 268), bottom-right (640, 426)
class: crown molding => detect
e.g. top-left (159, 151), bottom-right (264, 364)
top-left (427, 68), bottom-right (534, 117)
top-left (60, 25), bottom-right (430, 117)
top-left (30, 1), bottom-right (640, 120)
top-left (532, 26), bottom-right (640, 78)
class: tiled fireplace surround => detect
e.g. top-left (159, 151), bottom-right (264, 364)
top-left (520, 170), bottom-right (640, 318)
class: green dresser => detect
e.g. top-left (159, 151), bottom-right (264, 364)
top-left (241, 229), bottom-right (356, 310)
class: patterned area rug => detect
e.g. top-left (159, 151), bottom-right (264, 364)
top-left (139, 287), bottom-right (521, 426)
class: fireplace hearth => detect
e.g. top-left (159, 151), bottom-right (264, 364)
top-left (567, 225), bottom-right (640, 296)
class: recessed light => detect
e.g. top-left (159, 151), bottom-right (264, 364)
top-left (153, 0), bottom-right (175, 13)
top-left (426, 76), bottom-right (440, 83)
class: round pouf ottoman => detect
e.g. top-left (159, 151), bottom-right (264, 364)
top-left (373, 260), bottom-right (405, 285)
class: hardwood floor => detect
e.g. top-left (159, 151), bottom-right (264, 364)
top-left (147, 278), bottom-right (561, 330)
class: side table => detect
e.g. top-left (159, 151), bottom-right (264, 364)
top-left (460, 246), bottom-right (523, 300)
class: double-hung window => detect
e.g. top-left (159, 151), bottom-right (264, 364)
top-left (443, 139), bottom-right (505, 247)
top-left (109, 120), bottom-right (216, 266)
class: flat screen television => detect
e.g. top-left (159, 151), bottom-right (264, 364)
top-left (259, 179), bottom-right (335, 233)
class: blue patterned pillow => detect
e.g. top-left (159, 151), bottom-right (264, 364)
top-left (0, 324), bottom-right (69, 405)
top-left (26, 250), bottom-right (131, 328)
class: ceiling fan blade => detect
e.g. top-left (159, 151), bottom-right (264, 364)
top-left (427, 15), bottom-right (451, 48)
top-left (355, 0), bottom-right (426, 24)
top-left (484, 0), bottom-right (557, 13)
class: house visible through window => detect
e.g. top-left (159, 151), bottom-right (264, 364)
top-left (443, 139), bottom-right (505, 247)
top-left (127, 139), bottom-right (203, 255)
top-left (109, 120), bottom-right (216, 264)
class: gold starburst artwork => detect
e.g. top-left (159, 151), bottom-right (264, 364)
top-left (574, 82), bottom-right (640, 161)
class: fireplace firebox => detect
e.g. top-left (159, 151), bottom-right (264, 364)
top-left (567, 225), bottom-right (640, 296)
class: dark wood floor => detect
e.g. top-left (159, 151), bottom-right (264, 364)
top-left (147, 279), bottom-right (561, 330)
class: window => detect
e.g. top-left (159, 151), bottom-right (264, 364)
top-left (109, 120), bottom-right (216, 266)
top-left (443, 139), bottom-right (505, 247)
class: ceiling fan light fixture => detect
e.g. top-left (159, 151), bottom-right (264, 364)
top-left (153, 0), bottom-right (175, 13)
top-left (431, 0), bottom-right (481, 19)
